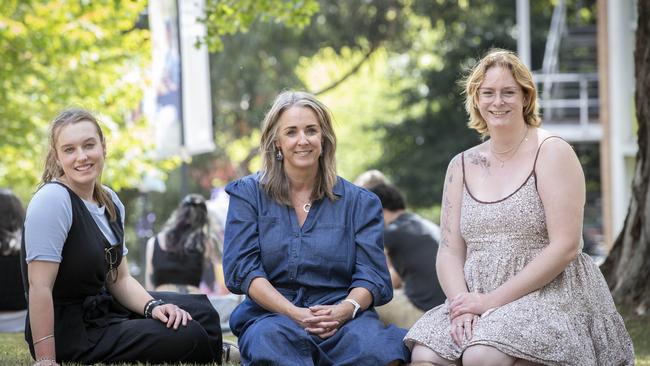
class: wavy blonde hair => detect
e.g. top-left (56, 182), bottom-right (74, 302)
top-left (40, 108), bottom-right (117, 221)
top-left (463, 48), bottom-right (541, 137)
top-left (259, 91), bottom-right (338, 205)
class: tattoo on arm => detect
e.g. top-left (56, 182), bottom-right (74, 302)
top-left (441, 195), bottom-right (453, 248)
top-left (440, 160), bottom-right (456, 249)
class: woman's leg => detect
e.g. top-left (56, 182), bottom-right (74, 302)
top-left (89, 318), bottom-right (216, 363)
top-left (238, 314), bottom-right (313, 366)
top-left (153, 292), bottom-right (222, 357)
top-left (462, 345), bottom-right (516, 366)
top-left (410, 344), bottom-right (459, 366)
top-left (322, 310), bottom-right (409, 365)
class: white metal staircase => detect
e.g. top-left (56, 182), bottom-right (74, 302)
top-left (533, 0), bottom-right (601, 142)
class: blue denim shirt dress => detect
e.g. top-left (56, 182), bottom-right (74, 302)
top-left (223, 174), bottom-right (409, 365)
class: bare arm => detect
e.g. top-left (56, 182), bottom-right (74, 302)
top-left (144, 236), bottom-right (155, 291)
top-left (436, 155), bottom-right (469, 299)
top-left (450, 139), bottom-right (584, 316)
top-left (107, 257), bottom-right (154, 313)
top-left (28, 261), bottom-right (60, 363)
top-left (248, 277), bottom-right (325, 327)
top-left (107, 257), bottom-right (191, 329)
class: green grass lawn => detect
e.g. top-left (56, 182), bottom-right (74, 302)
top-left (2, 307), bottom-right (648, 365)
top-left (0, 333), bottom-right (238, 366)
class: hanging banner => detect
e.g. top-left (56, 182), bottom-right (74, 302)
top-left (146, 0), bottom-right (214, 158)
top-left (147, 0), bottom-right (183, 158)
top-left (179, 0), bottom-right (215, 155)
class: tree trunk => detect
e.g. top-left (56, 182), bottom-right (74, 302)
top-left (601, 0), bottom-right (650, 314)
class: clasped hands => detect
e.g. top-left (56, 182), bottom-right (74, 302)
top-left (448, 292), bottom-right (492, 346)
top-left (290, 303), bottom-right (354, 339)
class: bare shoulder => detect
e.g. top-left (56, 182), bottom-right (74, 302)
top-left (535, 131), bottom-right (579, 164)
top-left (146, 235), bottom-right (156, 248)
top-left (535, 131), bottom-right (584, 185)
top-left (444, 152), bottom-right (466, 184)
top-left (447, 152), bottom-right (463, 171)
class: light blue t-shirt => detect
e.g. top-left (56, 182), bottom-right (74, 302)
top-left (24, 183), bottom-right (128, 263)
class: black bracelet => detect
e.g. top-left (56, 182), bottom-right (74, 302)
top-left (144, 299), bottom-right (165, 319)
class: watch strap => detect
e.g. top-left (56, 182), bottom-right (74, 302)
top-left (342, 298), bottom-right (361, 318)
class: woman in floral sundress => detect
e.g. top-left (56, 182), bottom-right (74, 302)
top-left (405, 49), bottom-right (634, 366)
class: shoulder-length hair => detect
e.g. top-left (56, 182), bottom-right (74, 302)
top-left (40, 108), bottom-right (117, 221)
top-left (259, 91), bottom-right (338, 206)
top-left (163, 194), bottom-right (213, 257)
top-left (462, 48), bottom-right (541, 138)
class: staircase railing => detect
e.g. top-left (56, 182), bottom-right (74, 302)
top-left (534, 72), bottom-right (599, 128)
top-left (541, 0), bottom-right (566, 101)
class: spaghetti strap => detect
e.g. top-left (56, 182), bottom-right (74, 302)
top-left (533, 136), bottom-right (567, 189)
top-left (533, 136), bottom-right (566, 172)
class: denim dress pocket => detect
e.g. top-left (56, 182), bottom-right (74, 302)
top-left (257, 216), bottom-right (287, 272)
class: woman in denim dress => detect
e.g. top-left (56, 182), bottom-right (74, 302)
top-left (223, 91), bottom-right (410, 366)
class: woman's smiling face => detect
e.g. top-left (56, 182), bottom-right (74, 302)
top-left (55, 120), bottom-right (105, 190)
top-left (477, 66), bottom-right (527, 130)
top-left (275, 106), bottom-right (323, 174)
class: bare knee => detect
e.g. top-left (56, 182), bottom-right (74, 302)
top-left (410, 344), bottom-right (458, 366)
top-left (462, 345), bottom-right (515, 366)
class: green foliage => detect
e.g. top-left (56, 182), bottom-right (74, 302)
top-left (0, 0), bottom-right (169, 202)
top-left (202, 0), bottom-right (320, 52)
top-left (297, 47), bottom-right (398, 180)
top-left (374, 0), bottom-right (556, 206)
top-left (201, 0), bottom-right (407, 182)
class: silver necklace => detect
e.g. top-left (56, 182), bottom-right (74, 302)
top-left (490, 125), bottom-right (529, 168)
top-left (302, 203), bottom-right (311, 213)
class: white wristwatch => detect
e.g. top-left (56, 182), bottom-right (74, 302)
top-left (342, 298), bottom-right (361, 318)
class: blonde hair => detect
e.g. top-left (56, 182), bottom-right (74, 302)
top-left (463, 48), bottom-right (541, 137)
top-left (259, 91), bottom-right (338, 205)
top-left (40, 108), bottom-right (117, 221)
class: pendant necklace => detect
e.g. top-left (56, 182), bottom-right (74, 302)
top-left (490, 125), bottom-right (529, 168)
top-left (302, 202), bottom-right (312, 213)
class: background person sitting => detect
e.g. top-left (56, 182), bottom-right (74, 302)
top-left (145, 193), bottom-right (242, 336)
top-left (0, 188), bottom-right (28, 333)
top-left (145, 193), bottom-right (217, 295)
top-left (369, 183), bottom-right (446, 328)
top-left (353, 169), bottom-right (390, 188)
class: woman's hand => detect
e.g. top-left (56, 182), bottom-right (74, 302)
top-left (449, 312), bottom-right (480, 346)
top-left (288, 304), bottom-right (349, 339)
top-left (449, 292), bottom-right (493, 319)
top-left (305, 303), bottom-right (355, 338)
top-left (151, 303), bottom-right (193, 330)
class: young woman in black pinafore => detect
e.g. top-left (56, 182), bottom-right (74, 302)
top-left (22, 109), bottom-right (223, 366)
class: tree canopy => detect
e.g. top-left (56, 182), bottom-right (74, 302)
top-left (0, 0), bottom-right (157, 201)
top-left (373, 0), bottom-right (563, 207)
top-left (191, 0), bottom-right (407, 187)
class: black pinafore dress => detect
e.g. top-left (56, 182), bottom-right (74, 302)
top-left (22, 183), bottom-right (222, 364)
